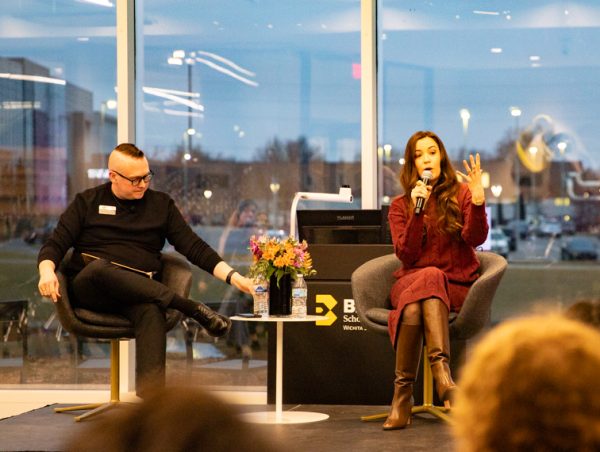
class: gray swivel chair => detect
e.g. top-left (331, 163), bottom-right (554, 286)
top-left (54, 250), bottom-right (192, 421)
top-left (351, 251), bottom-right (507, 423)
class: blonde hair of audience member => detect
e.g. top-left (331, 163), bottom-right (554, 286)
top-left (64, 387), bottom-right (280, 452)
top-left (453, 314), bottom-right (600, 452)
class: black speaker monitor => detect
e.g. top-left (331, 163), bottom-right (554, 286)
top-left (297, 207), bottom-right (391, 244)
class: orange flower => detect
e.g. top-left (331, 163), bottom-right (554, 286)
top-left (273, 256), bottom-right (287, 268)
top-left (303, 253), bottom-right (313, 270)
top-left (249, 234), bottom-right (317, 281)
top-left (262, 244), bottom-right (277, 261)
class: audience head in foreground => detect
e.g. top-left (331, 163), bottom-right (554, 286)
top-left (64, 387), bottom-right (280, 452)
top-left (565, 298), bottom-right (600, 329)
top-left (453, 314), bottom-right (600, 452)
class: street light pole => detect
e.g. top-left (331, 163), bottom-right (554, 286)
top-left (186, 61), bottom-right (193, 153)
top-left (510, 107), bottom-right (522, 220)
top-left (169, 50), bottom-right (198, 218)
top-left (529, 146), bottom-right (538, 222)
top-left (557, 141), bottom-right (567, 198)
top-left (182, 148), bottom-right (191, 216)
top-left (491, 184), bottom-right (503, 227)
top-left (269, 182), bottom-right (280, 228)
top-left (184, 60), bottom-right (194, 218)
top-left (460, 108), bottom-right (470, 162)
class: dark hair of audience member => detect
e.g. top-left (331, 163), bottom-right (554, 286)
top-left (64, 387), bottom-right (280, 452)
top-left (453, 314), bottom-right (600, 452)
top-left (565, 299), bottom-right (600, 328)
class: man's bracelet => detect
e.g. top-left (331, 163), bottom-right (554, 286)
top-left (226, 269), bottom-right (237, 285)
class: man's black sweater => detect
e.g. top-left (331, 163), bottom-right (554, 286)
top-left (38, 183), bottom-right (222, 276)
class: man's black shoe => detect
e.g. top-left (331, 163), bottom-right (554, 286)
top-left (190, 303), bottom-right (231, 337)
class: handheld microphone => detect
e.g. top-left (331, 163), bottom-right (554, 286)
top-left (414, 170), bottom-right (433, 215)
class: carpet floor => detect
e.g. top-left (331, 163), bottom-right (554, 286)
top-left (0, 403), bottom-right (454, 452)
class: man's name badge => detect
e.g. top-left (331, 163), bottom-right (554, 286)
top-left (99, 205), bottom-right (117, 215)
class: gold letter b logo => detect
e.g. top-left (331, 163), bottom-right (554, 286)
top-left (315, 294), bottom-right (338, 326)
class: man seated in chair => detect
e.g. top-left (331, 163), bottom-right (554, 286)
top-left (37, 143), bottom-right (252, 396)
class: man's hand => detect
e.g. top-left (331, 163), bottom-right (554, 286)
top-left (231, 273), bottom-right (253, 294)
top-left (213, 261), bottom-right (253, 294)
top-left (38, 260), bottom-right (61, 303)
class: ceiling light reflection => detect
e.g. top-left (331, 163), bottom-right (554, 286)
top-left (162, 109), bottom-right (204, 118)
top-left (195, 57), bottom-right (259, 87)
top-left (150, 87), bottom-right (199, 98)
top-left (143, 86), bottom-right (204, 111)
top-left (0, 73), bottom-right (66, 85)
top-left (77, 0), bottom-right (114, 7)
top-left (473, 10), bottom-right (500, 16)
top-left (196, 51), bottom-right (256, 77)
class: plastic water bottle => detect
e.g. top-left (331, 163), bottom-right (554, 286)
top-left (291, 274), bottom-right (307, 318)
top-left (253, 274), bottom-right (269, 317)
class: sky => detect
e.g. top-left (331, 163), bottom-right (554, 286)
top-left (1, 0), bottom-right (600, 168)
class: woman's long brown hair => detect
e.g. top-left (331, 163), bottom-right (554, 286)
top-left (399, 131), bottom-right (463, 236)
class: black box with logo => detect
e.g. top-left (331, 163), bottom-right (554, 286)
top-left (267, 209), bottom-right (411, 405)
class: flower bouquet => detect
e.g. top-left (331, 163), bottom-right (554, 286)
top-left (249, 235), bottom-right (316, 316)
top-left (249, 235), bottom-right (316, 283)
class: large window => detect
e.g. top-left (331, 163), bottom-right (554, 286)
top-left (0, 1), bottom-right (116, 387)
top-left (380, 1), bottom-right (600, 320)
top-left (4, 0), bottom-right (599, 392)
top-left (140, 0), bottom-right (361, 389)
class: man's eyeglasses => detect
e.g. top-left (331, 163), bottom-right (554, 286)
top-left (111, 169), bottom-right (154, 186)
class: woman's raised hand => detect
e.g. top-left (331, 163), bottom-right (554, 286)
top-left (456, 153), bottom-right (485, 205)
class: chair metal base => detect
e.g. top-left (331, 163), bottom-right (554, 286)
top-left (55, 340), bottom-right (122, 422)
top-left (361, 346), bottom-right (454, 424)
top-left (54, 400), bottom-right (121, 422)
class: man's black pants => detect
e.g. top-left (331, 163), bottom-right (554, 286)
top-left (70, 259), bottom-right (176, 395)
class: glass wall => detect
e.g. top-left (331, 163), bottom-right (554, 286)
top-left (4, 0), bottom-right (599, 391)
top-left (0, 1), bottom-right (117, 387)
top-left (140, 1), bottom-right (361, 389)
top-left (380, 1), bottom-right (600, 320)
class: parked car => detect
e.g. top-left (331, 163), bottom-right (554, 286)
top-left (506, 219), bottom-right (529, 239)
top-left (490, 228), bottom-right (509, 258)
top-left (560, 236), bottom-right (598, 261)
top-left (537, 218), bottom-right (562, 237)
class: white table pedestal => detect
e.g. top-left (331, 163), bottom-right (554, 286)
top-left (230, 315), bottom-right (329, 425)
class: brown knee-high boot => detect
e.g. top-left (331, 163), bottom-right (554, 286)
top-left (382, 323), bottom-right (422, 430)
top-left (422, 298), bottom-right (457, 407)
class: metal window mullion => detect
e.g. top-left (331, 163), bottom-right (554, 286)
top-left (117, 0), bottom-right (136, 145)
top-left (116, 0), bottom-right (136, 394)
top-left (361, 0), bottom-right (378, 209)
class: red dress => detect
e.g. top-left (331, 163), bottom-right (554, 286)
top-left (387, 183), bottom-right (488, 345)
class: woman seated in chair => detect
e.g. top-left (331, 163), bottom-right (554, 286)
top-left (384, 130), bottom-right (488, 430)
